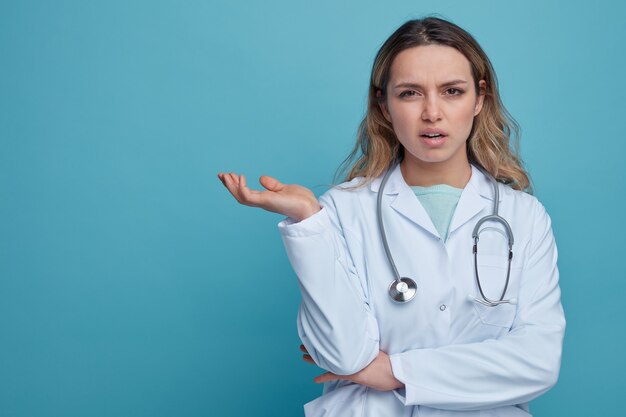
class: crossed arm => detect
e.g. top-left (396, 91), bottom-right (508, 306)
top-left (300, 343), bottom-right (404, 391)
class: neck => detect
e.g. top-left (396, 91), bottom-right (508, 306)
top-left (400, 157), bottom-right (472, 188)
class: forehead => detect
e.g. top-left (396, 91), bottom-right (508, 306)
top-left (388, 45), bottom-right (473, 84)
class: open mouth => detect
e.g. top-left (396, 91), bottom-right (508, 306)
top-left (420, 133), bottom-right (447, 147)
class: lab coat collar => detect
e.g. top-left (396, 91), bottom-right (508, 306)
top-left (369, 163), bottom-right (500, 239)
top-left (449, 165), bottom-right (499, 236)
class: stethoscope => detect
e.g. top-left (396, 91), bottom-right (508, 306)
top-left (377, 162), bottom-right (517, 306)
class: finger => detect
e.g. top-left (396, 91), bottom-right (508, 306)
top-left (314, 372), bottom-right (345, 384)
top-left (238, 174), bottom-right (246, 197)
top-left (239, 174), bottom-right (266, 206)
top-left (221, 172), bottom-right (234, 192)
top-left (217, 173), bottom-right (226, 186)
top-left (259, 175), bottom-right (284, 192)
top-left (239, 174), bottom-right (252, 200)
top-left (222, 174), bottom-right (243, 202)
top-left (229, 172), bottom-right (240, 187)
top-left (302, 354), bottom-right (315, 365)
top-left (299, 344), bottom-right (308, 353)
top-left (229, 173), bottom-right (247, 202)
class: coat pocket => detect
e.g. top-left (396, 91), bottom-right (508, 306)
top-left (471, 255), bottom-right (521, 328)
top-left (473, 301), bottom-right (517, 328)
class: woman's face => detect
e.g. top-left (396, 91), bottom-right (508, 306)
top-left (379, 45), bottom-right (485, 172)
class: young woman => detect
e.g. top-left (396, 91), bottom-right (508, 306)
top-left (218, 16), bottom-right (565, 417)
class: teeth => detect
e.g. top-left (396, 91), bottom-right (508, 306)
top-left (424, 133), bottom-right (442, 138)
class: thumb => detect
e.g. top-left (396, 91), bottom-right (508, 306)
top-left (314, 371), bottom-right (344, 384)
top-left (259, 175), bottom-right (285, 192)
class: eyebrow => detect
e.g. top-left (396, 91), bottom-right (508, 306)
top-left (393, 79), bottom-right (469, 89)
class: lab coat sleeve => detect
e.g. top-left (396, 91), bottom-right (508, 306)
top-left (278, 191), bottom-right (380, 376)
top-left (389, 200), bottom-right (566, 410)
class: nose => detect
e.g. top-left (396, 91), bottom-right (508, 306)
top-left (421, 96), bottom-right (442, 122)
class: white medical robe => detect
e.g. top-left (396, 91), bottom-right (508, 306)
top-left (278, 163), bottom-right (565, 417)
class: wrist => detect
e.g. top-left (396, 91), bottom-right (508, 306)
top-left (292, 201), bottom-right (321, 222)
top-left (385, 353), bottom-right (405, 390)
top-left (392, 376), bottom-right (405, 390)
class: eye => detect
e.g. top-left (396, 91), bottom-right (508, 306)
top-left (399, 90), bottom-right (418, 98)
top-left (445, 88), bottom-right (464, 96)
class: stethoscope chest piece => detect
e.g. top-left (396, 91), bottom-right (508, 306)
top-left (388, 277), bottom-right (417, 302)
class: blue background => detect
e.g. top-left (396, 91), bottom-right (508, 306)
top-left (1, 0), bottom-right (624, 416)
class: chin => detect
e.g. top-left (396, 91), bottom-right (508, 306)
top-left (404, 144), bottom-right (468, 166)
top-left (408, 152), bottom-right (456, 165)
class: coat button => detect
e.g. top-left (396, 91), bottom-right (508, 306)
top-left (439, 304), bottom-right (447, 311)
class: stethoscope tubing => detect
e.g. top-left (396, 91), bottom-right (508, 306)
top-left (376, 161), bottom-right (515, 306)
top-left (376, 163), bottom-right (402, 282)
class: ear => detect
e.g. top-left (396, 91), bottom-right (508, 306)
top-left (376, 89), bottom-right (392, 123)
top-left (474, 80), bottom-right (486, 116)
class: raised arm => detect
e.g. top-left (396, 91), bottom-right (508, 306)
top-left (279, 191), bottom-right (380, 376)
top-left (218, 173), bottom-right (380, 375)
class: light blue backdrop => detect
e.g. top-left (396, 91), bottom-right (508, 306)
top-left (1, 0), bottom-right (624, 416)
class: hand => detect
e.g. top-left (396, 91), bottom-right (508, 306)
top-left (217, 172), bottom-right (321, 222)
top-left (299, 344), bottom-right (405, 391)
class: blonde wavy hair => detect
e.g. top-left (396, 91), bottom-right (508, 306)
top-left (335, 16), bottom-right (532, 192)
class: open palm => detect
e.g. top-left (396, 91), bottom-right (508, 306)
top-left (217, 172), bottom-right (321, 222)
